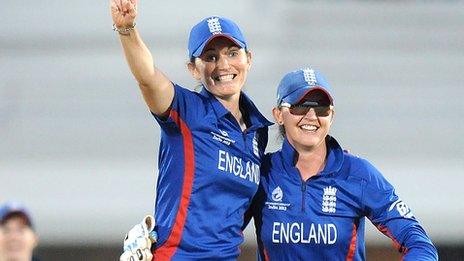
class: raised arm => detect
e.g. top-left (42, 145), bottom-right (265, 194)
top-left (110, 0), bottom-right (174, 116)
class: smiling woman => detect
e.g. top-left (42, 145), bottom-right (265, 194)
top-left (110, 1), bottom-right (271, 260)
top-left (249, 67), bottom-right (439, 261)
top-left (187, 37), bottom-right (252, 112)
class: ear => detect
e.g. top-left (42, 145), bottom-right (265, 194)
top-left (246, 50), bottom-right (252, 71)
top-left (33, 233), bottom-right (39, 248)
top-left (272, 107), bottom-right (283, 125)
top-left (329, 110), bottom-right (335, 124)
top-left (187, 60), bottom-right (201, 81)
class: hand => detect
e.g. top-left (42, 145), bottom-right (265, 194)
top-left (120, 215), bottom-right (158, 261)
top-left (120, 248), bottom-right (153, 261)
top-left (110, 0), bottom-right (138, 29)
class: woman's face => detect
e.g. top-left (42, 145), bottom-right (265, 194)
top-left (188, 37), bottom-right (251, 100)
top-left (274, 91), bottom-right (334, 152)
top-left (0, 216), bottom-right (37, 261)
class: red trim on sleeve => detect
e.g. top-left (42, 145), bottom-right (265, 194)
top-left (346, 223), bottom-right (358, 261)
top-left (376, 224), bottom-right (409, 257)
top-left (264, 247), bottom-right (270, 261)
top-left (153, 110), bottom-right (195, 260)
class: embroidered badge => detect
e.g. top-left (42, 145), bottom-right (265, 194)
top-left (322, 186), bottom-right (337, 213)
top-left (252, 134), bottom-right (259, 157)
top-left (207, 17), bottom-right (222, 35)
top-left (272, 186), bottom-right (283, 202)
top-left (302, 68), bottom-right (317, 86)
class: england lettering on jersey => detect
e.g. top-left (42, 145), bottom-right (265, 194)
top-left (217, 150), bottom-right (260, 184)
top-left (272, 222), bottom-right (337, 245)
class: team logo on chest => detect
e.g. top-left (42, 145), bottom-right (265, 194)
top-left (322, 186), bottom-right (337, 213)
top-left (252, 134), bottom-right (259, 157)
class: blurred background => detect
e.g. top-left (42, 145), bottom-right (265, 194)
top-left (1, 0), bottom-right (463, 260)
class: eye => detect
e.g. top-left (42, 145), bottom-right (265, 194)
top-left (229, 50), bottom-right (239, 57)
top-left (204, 54), bottom-right (217, 62)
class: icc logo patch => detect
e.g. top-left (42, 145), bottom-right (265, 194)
top-left (272, 186), bottom-right (283, 202)
top-left (266, 186), bottom-right (290, 211)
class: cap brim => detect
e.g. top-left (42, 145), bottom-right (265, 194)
top-left (283, 87), bottom-right (333, 106)
top-left (191, 34), bottom-right (246, 58)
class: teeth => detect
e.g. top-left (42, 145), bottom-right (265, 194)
top-left (215, 74), bottom-right (234, 82)
top-left (300, 125), bottom-right (318, 131)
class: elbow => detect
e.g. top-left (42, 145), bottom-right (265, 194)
top-left (136, 70), bottom-right (159, 91)
top-left (138, 81), bottom-right (151, 91)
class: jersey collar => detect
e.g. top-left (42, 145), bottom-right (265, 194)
top-left (200, 86), bottom-right (273, 130)
top-left (280, 135), bottom-right (344, 177)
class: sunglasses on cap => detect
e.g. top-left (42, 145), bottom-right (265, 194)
top-left (280, 101), bottom-right (333, 117)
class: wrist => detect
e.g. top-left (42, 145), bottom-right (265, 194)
top-left (113, 23), bottom-right (136, 36)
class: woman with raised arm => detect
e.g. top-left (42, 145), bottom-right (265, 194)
top-left (110, 0), bottom-right (271, 260)
top-left (251, 68), bottom-right (438, 260)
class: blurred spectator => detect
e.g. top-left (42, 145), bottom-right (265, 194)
top-left (0, 202), bottom-right (40, 261)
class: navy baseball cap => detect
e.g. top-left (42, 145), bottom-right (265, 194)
top-left (188, 16), bottom-right (247, 58)
top-left (276, 67), bottom-right (334, 106)
top-left (0, 202), bottom-right (34, 228)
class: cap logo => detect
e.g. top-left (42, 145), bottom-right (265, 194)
top-left (303, 68), bottom-right (317, 86)
top-left (207, 17), bottom-right (222, 35)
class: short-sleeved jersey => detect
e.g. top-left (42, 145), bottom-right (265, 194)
top-left (151, 84), bottom-right (272, 260)
top-left (252, 136), bottom-right (438, 261)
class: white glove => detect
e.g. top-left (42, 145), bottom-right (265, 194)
top-left (120, 215), bottom-right (158, 261)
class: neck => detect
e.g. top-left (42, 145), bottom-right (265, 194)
top-left (217, 93), bottom-right (246, 131)
top-left (294, 141), bottom-right (327, 181)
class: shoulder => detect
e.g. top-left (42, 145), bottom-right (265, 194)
top-left (260, 151), bottom-right (281, 179)
top-left (341, 152), bottom-right (383, 182)
top-left (169, 84), bottom-right (213, 122)
top-left (342, 153), bottom-right (396, 193)
top-left (263, 151), bottom-right (282, 167)
top-left (260, 152), bottom-right (274, 174)
top-left (173, 84), bottom-right (207, 101)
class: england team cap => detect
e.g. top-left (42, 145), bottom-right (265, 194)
top-left (276, 67), bottom-right (334, 106)
top-left (0, 202), bottom-right (34, 229)
top-left (188, 16), bottom-right (247, 59)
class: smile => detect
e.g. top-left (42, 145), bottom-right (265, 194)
top-left (299, 124), bottom-right (318, 132)
top-left (213, 74), bottom-right (236, 82)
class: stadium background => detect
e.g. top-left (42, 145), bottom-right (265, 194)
top-left (1, 0), bottom-right (463, 260)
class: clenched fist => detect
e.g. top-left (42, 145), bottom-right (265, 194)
top-left (110, 0), bottom-right (138, 29)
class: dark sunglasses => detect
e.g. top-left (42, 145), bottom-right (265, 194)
top-left (280, 101), bottom-right (333, 117)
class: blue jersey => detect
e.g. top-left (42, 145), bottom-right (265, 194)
top-left (251, 136), bottom-right (438, 261)
top-left (152, 84), bottom-right (272, 260)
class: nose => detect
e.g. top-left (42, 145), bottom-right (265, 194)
top-left (303, 108), bottom-right (318, 120)
top-left (216, 54), bottom-right (230, 69)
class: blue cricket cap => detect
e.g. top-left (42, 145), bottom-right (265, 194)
top-left (188, 16), bottom-right (247, 59)
top-left (276, 67), bottom-right (334, 106)
top-left (0, 202), bottom-right (34, 229)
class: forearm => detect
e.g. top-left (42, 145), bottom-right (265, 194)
top-left (401, 226), bottom-right (438, 261)
top-left (119, 29), bottom-right (157, 87)
top-left (117, 28), bottom-right (174, 115)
